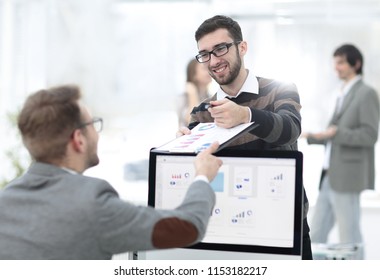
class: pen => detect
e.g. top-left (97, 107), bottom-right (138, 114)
top-left (204, 103), bottom-right (214, 109)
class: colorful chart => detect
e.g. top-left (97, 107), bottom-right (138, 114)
top-left (198, 123), bottom-right (216, 131)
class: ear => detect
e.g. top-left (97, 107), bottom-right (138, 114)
top-left (354, 60), bottom-right (361, 72)
top-left (239, 41), bottom-right (248, 56)
top-left (70, 129), bottom-right (86, 153)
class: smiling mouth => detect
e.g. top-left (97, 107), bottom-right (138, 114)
top-left (213, 65), bottom-right (227, 74)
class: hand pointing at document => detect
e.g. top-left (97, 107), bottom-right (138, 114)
top-left (194, 142), bottom-right (223, 182)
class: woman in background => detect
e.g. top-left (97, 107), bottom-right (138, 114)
top-left (178, 58), bottom-right (212, 127)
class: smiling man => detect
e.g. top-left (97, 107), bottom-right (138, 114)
top-left (176, 15), bottom-right (313, 259)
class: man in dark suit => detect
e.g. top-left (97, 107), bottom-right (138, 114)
top-left (304, 44), bottom-right (380, 259)
top-left (0, 85), bottom-right (222, 259)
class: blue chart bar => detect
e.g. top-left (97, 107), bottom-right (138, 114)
top-left (231, 210), bottom-right (253, 223)
top-left (210, 172), bottom-right (224, 192)
top-left (237, 211), bottom-right (245, 218)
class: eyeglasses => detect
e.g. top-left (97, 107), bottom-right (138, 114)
top-left (195, 41), bottom-right (241, 63)
top-left (78, 117), bottom-right (103, 133)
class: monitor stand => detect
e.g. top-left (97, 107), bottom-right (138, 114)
top-left (139, 248), bottom-right (301, 260)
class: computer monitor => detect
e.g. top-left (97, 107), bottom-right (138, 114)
top-left (143, 149), bottom-right (304, 260)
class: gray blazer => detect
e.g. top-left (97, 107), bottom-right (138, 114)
top-left (0, 162), bottom-right (215, 259)
top-left (308, 80), bottom-right (380, 192)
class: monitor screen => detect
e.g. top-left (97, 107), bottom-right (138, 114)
top-left (147, 149), bottom-right (303, 259)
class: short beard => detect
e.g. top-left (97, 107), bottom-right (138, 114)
top-left (211, 50), bottom-right (242, 86)
top-left (85, 142), bottom-right (99, 169)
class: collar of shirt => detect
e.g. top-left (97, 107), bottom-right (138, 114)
top-left (61, 166), bottom-right (79, 175)
top-left (216, 69), bottom-right (259, 100)
top-left (341, 75), bottom-right (361, 96)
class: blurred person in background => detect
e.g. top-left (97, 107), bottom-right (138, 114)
top-left (177, 58), bottom-right (212, 127)
top-left (303, 44), bottom-right (380, 259)
top-left (0, 85), bottom-right (222, 260)
top-left (177, 15), bottom-right (313, 259)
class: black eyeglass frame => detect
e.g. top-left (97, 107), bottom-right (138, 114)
top-left (77, 117), bottom-right (103, 133)
top-left (195, 41), bottom-right (242, 63)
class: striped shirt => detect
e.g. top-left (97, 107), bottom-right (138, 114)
top-left (189, 75), bottom-right (302, 151)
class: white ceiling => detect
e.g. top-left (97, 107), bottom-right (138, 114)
top-left (213, 0), bottom-right (380, 21)
top-left (116, 0), bottom-right (380, 22)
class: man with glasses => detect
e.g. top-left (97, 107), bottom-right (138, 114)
top-left (177, 15), bottom-right (312, 259)
top-left (0, 85), bottom-right (222, 259)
